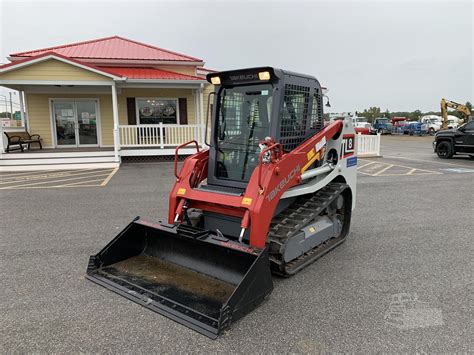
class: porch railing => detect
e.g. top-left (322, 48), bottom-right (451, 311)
top-left (119, 124), bottom-right (202, 148)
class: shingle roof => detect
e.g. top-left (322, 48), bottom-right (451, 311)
top-left (10, 36), bottom-right (203, 62)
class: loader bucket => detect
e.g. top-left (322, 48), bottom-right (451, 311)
top-left (86, 218), bottom-right (273, 339)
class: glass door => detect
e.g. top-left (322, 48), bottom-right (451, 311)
top-left (53, 100), bottom-right (99, 147)
top-left (53, 101), bottom-right (76, 146)
top-left (76, 101), bottom-right (98, 145)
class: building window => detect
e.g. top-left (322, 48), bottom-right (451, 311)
top-left (136, 98), bottom-right (179, 124)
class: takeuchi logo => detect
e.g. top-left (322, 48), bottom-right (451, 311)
top-left (265, 165), bottom-right (300, 202)
top-left (229, 73), bottom-right (258, 81)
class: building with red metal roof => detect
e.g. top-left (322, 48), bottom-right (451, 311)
top-left (0, 36), bottom-right (215, 170)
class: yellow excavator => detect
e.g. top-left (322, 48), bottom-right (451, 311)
top-left (440, 98), bottom-right (471, 130)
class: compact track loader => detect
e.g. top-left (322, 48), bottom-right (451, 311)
top-left (86, 67), bottom-right (357, 338)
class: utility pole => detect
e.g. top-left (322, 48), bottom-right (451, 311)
top-left (0, 94), bottom-right (7, 114)
top-left (9, 92), bottom-right (14, 119)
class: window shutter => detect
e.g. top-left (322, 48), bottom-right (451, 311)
top-left (126, 98), bottom-right (137, 125)
top-left (178, 98), bottom-right (188, 124)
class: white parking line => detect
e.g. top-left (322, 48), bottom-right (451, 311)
top-left (60, 178), bottom-right (105, 187)
top-left (0, 172), bottom-right (111, 189)
top-left (372, 164), bottom-right (394, 176)
top-left (100, 167), bottom-right (119, 186)
top-left (357, 158), bottom-right (441, 176)
top-left (357, 161), bottom-right (376, 170)
top-left (0, 169), bottom-right (110, 185)
top-left (0, 170), bottom-right (52, 179)
top-left (384, 155), bottom-right (474, 168)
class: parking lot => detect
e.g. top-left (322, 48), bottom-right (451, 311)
top-left (1, 135), bottom-right (473, 353)
top-left (0, 168), bottom-right (118, 189)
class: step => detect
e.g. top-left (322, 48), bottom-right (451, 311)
top-left (0, 151), bottom-right (115, 159)
top-left (0, 156), bottom-right (117, 166)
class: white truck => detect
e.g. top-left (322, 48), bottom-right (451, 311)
top-left (420, 115), bottom-right (441, 135)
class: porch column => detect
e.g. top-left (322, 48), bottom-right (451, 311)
top-left (199, 83), bottom-right (205, 147)
top-left (111, 83), bottom-right (120, 163)
top-left (194, 89), bottom-right (202, 145)
top-left (19, 90), bottom-right (27, 131)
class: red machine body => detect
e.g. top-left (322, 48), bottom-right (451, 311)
top-left (169, 120), bottom-right (344, 249)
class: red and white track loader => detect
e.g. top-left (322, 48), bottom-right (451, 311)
top-left (86, 67), bottom-right (357, 338)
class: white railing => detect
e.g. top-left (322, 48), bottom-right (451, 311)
top-left (356, 133), bottom-right (381, 157)
top-left (119, 124), bottom-right (201, 148)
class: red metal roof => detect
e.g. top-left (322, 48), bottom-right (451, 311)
top-left (10, 36), bottom-right (203, 62)
top-left (0, 51), bottom-right (121, 79)
top-left (0, 53), bottom-right (204, 82)
top-left (100, 67), bottom-right (203, 80)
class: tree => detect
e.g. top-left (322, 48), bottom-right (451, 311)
top-left (359, 107), bottom-right (381, 123)
top-left (410, 110), bottom-right (422, 120)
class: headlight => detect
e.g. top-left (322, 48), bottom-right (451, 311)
top-left (210, 76), bottom-right (221, 85)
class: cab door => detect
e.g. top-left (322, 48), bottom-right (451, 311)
top-left (461, 121), bottom-right (474, 153)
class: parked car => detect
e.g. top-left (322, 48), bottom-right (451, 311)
top-left (370, 117), bottom-right (392, 134)
top-left (433, 120), bottom-right (474, 159)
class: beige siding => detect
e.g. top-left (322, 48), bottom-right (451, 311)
top-left (0, 59), bottom-right (112, 81)
top-left (25, 93), bottom-right (114, 147)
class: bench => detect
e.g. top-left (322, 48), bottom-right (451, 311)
top-left (4, 131), bottom-right (43, 152)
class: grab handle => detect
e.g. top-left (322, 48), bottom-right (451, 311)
top-left (174, 140), bottom-right (200, 179)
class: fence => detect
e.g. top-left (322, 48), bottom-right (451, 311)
top-left (119, 124), bottom-right (201, 148)
top-left (356, 133), bottom-right (381, 157)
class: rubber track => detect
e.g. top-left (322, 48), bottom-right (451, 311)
top-left (268, 182), bottom-right (349, 276)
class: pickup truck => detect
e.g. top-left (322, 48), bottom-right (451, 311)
top-left (434, 120), bottom-right (474, 159)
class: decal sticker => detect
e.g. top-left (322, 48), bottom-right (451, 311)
top-left (177, 188), bottom-right (186, 195)
top-left (242, 197), bottom-right (253, 206)
top-left (266, 165), bottom-right (300, 202)
top-left (316, 136), bottom-right (327, 152)
top-left (342, 134), bottom-right (355, 158)
top-left (307, 148), bottom-right (316, 161)
top-left (346, 156), bottom-right (358, 168)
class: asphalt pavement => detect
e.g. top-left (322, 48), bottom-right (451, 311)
top-left (1, 135), bottom-right (473, 353)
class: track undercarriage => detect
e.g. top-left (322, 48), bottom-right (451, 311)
top-left (268, 182), bottom-right (352, 276)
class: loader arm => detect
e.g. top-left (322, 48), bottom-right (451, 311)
top-left (441, 98), bottom-right (471, 129)
top-left (169, 120), bottom-right (344, 249)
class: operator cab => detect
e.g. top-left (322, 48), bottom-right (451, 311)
top-left (205, 67), bottom-right (325, 190)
